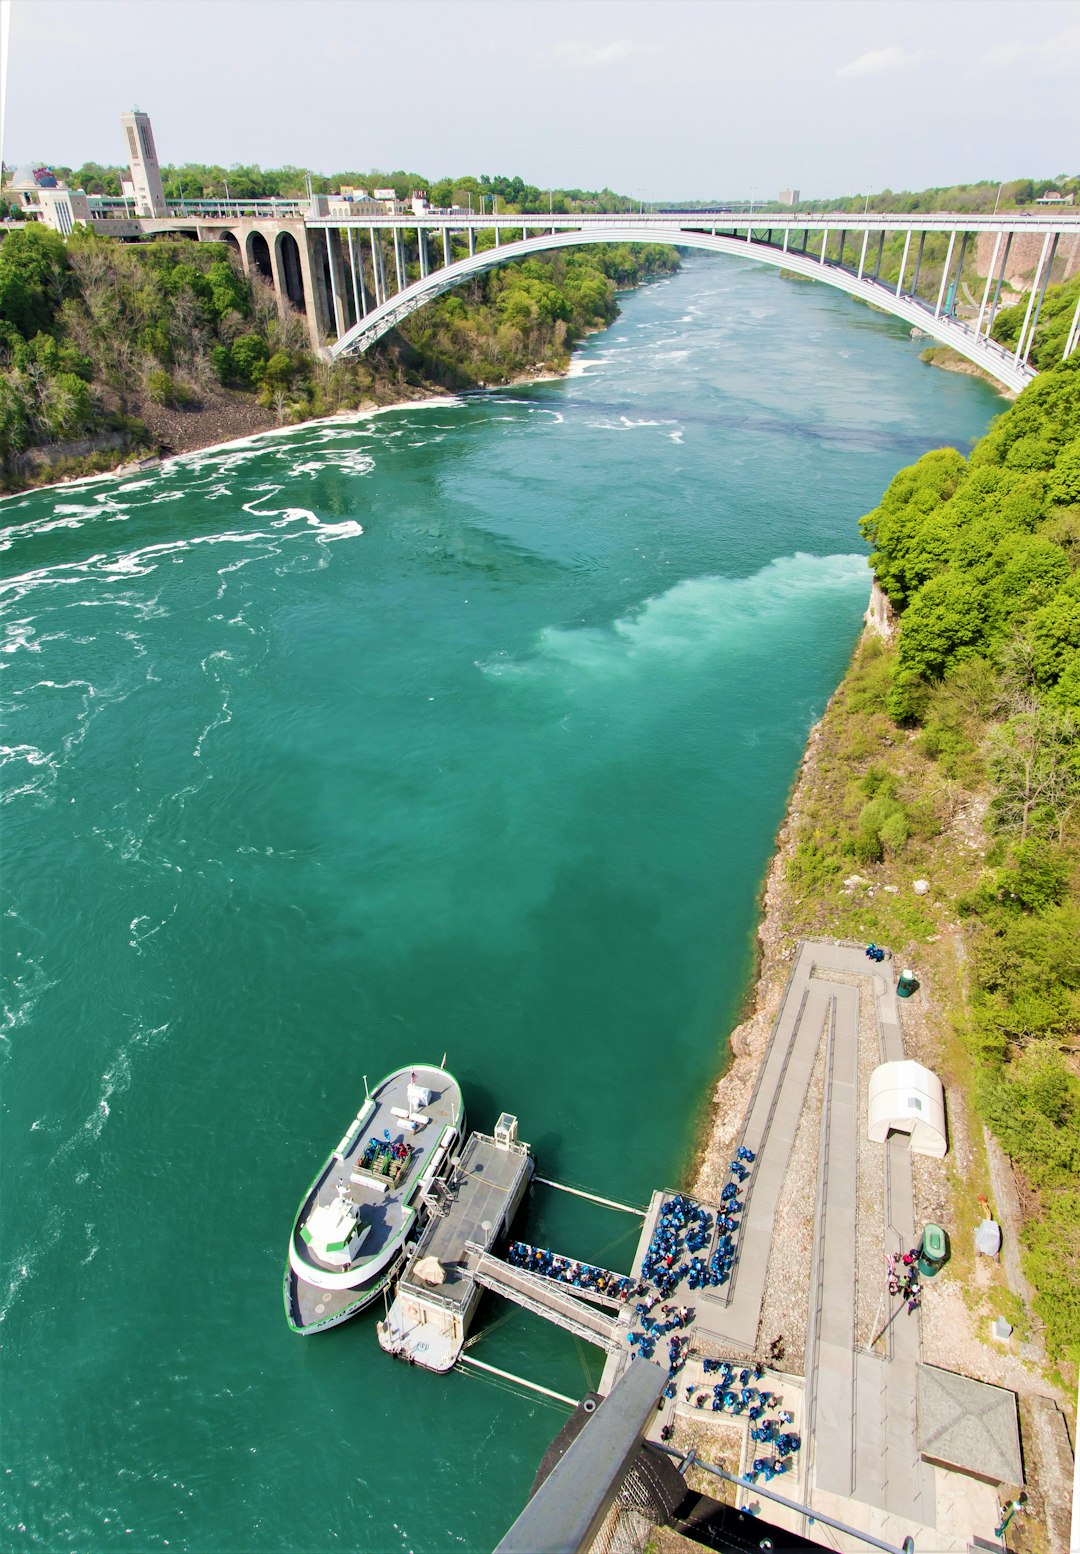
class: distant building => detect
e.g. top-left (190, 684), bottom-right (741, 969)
top-left (6, 164), bottom-right (91, 233)
top-left (36, 185), bottom-right (91, 235)
top-left (779, 188), bottom-right (800, 207)
top-left (1035, 190), bottom-right (1074, 205)
top-left (120, 110), bottom-right (168, 218)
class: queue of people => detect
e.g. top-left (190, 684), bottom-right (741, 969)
top-left (506, 1241), bottom-right (635, 1301)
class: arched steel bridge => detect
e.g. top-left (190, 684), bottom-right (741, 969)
top-left (306, 210), bottom-right (1080, 394)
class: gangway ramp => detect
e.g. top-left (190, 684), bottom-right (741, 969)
top-left (469, 1251), bottom-right (624, 1354)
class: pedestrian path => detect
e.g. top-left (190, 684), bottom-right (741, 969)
top-left (804, 981), bottom-right (860, 1498)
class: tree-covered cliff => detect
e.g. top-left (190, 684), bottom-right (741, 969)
top-left (788, 350), bottom-right (1080, 1368)
top-left (0, 223), bottom-right (677, 491)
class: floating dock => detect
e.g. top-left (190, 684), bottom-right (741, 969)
top-left (378, 1113), bottom-right (534, 1371)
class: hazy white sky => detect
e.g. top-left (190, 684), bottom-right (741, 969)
top-left (4, 0), bottom-right (1078, 198)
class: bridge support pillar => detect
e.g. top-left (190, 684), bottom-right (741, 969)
top-left (367, 228), bottom-right (382, 308)
top-left (301, 230), bottom-right (335, 350)
top-left (324, 229), bottom-right (352, 338)
top-left (468, 227), bottom-right (475, 257)
top-left (1064, 292), bottom-right (1080, 360)
top-left (986, 231), bottom-right (1013, 336)
top-left (1023, 232), bottom-right (1059, 363)
top-left (394, 229), bottom-right (405, 292)
top-left (262, 234), bottom-right (286, 309)
top-left (857, 227), bottom-right (869, 280)
top-left (1016, 232), bottom-right (1055, 365)
top-left (346, 227), bottom-right (366, 321)
top-left (443, 227), bottom-right (451, 268)
top-left (911, 230), bottom-right (926, 297)
top-left (935, 230), bottom-right (957, 318)
top-left (976, 231), bottom-right (1002, 335)
top-left (896, 229), bottom-right (912, 297)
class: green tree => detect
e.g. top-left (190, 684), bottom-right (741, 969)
top-left (988, 697), bottom-right (1079, 842)
top-left (897, 572), bottom-right (989, 680)
top-left (0, 223), bottom-right (69, 339)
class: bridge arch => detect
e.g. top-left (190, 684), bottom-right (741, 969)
top-left (246, 230), bottom-right (273, 281)
top-left (327, 225), bottom-right (1034, 393)
top-left (275, 230), bottom-right (306, 311)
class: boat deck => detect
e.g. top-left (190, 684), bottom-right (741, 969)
top-left (292, 1063), bottom-right (461, 1278)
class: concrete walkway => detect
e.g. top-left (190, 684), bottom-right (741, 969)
top-left (793, 943), bottom-right (937, 1529)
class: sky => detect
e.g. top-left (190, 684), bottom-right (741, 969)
top-left (2, 0), bottom-right (1078, 200)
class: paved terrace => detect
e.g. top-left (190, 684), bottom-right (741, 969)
top-left (600, 941), bottom-right (996, 1547)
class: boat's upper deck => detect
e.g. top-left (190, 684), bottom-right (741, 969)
top-left (294, 1064), bottom-right (462, 1272)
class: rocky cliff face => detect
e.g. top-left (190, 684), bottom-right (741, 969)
top-left (976, 229), bottom-right (1080, 286)
top-left (865, 577), bottom-right (896, 641)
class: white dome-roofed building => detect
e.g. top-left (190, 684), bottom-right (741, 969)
top-left (868, 1059), bottom-right (948, 1157)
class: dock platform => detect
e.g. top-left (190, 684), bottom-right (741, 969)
top-left (378, 1115), bottom-right (534, 1371)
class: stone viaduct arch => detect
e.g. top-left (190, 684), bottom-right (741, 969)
top-left (246, 230), bottom-right (273, 281)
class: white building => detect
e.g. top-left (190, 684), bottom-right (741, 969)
top-left (36, 185), bottom-right (91, 235)
top-left (120, 110), bottom-right (168, 218)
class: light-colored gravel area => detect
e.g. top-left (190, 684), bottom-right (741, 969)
top-left (814, 969), bottom-right (888, 1350)
top-left (754, 1010), bottom-right (827, 1375)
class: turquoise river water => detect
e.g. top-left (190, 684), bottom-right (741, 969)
top-left (1, 257), bottom-right (1001, 1552)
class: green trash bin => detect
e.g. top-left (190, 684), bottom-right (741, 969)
top-left (918, 1222), bottom-right (948, 1278)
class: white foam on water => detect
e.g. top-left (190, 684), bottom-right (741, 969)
top-left (0, 742), bottom-right (52, 769)
top-left (0, 1247), bottom-right (40, 1325)
top-left (1, 946), bottom-right (59, 1058)
top-left (194, 650), bottom-right (234, 758)
top-left (481, 552), bottom-right (870, 682)
top-left (587, 416), bottom-right (679, 433)
top-left (668, 430), bottom-right (685, 444)
top-left (129, 903), bottom-right (179, 953)
top-left (1, 620), bottom-right (41, 653)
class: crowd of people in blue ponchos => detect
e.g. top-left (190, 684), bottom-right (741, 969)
top-left (508, 1153), bottom-right (801, 1482)
top-left (506, 1242), bottom-right (635, 1302)
top-left (636, 1150), bottom-right (755, 1308)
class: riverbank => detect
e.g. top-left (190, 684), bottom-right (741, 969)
top-left (688, 608), bottom-right (1074, 1550)
top-left (0, 366), bottom-right (572, 506)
